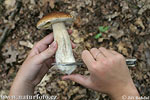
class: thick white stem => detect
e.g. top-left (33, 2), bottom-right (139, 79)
top-left (52, 22), bottom-right (76, 74)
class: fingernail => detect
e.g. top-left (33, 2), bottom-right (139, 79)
top-left (50, 41), bottom-right (57, 48)
top-left (68, 29), bottom-right (73, 34)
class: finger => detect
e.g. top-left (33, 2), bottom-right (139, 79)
top-left (32, 41), bottom-right (57, 64)
top-left (32, 57), bottom-right (55, 84)
top-left (110, 50), bottom-right (118, 55)
top-left (33, 59), bottom-right (53, 84)
top-left (33, 64), bottom-right (49, 84)
top-left (68, 29), bottom-right (73, 34)
top-left (82, 50), bottom-right (96, 70)
top-left (62, 74), bottom-right (93, 89)
top-left (71, 41), bottom-right (76, 49)
top-left (90, 48), bottom-right (105, 60)
top-left (99, 47), bottom-right (114, 57)
top-left (29, 33), bottom-right (54, 58)
top-left (29, 30), bottom-right (72, 58)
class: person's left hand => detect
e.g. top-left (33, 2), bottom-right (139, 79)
top-left (9, 31), bottom-right (75, 96)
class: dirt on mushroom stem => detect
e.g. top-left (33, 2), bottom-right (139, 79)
top-left (52, 22), bottom-right (77, 74)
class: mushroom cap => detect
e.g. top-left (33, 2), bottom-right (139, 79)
top-left (37, 12), bottom-right (73, 29)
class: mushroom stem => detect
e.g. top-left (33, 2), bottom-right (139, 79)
top-left (52, 22), bottom-right (76, 74)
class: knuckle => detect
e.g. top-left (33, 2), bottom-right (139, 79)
top-left (102, 60), bottom-right (109, 66)
top-left (99, 47), bottom-right (103, 49)
top-left (90, 48), bottom-right (97, 52)
top-left (99, 47), bottom-right (105, 50)
top-left (117, 54), bottom-right (125, 60)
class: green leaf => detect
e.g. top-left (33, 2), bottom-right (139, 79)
top-left (99, 26), bottom-right (109, 32)
top-left (94, 33), bottom-right (102, 39)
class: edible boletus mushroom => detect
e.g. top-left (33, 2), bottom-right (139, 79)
top-left (37, 12), bottom-right (76, 74)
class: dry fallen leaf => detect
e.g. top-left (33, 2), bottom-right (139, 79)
top-left (129, 24), bottom-right (138, 33)
top-left (19, 41), bottom-right (33, 48)
top-left (3, 46), bottom-right (19, 64)
top-left (72, 87), bottom-right (80, 94)
top-left (58, 80), bottom-right (68, 89)
top-left (71, 30), bottom-right (84, 43)
top-left (85, 42), bottom-right (92, 48)
top-left (74, 16), bottom-right (82, 27)
top-left (4, 0), bottom-right (16, 14)
top-left (4, 0), bottom-right (16, 9)
top-left (120, 1), bottom-right (129, 12)
top-left (135, 17), bottom-right (145, 30)
top-left (30, 0), bottom-right (35, 5)
top-left (7, 67), bottom-right (15, 77)
top-left (105, 12), bottom-right (120, 21)
top-left (108, 27), bottom-right (125, 39)
top-left (117, 42), bottom-right (128, 56)
top-left (42, 0), bottom-right (56, 9)
top-left (138, 0), bottom-right (150, 15)
top-left (37, 74), bottom-right (52, 94)
top-left (49, 0), bottom-right (55, 9)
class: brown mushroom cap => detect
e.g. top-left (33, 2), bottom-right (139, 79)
top-left (37, 12), bottom-right (73, 29)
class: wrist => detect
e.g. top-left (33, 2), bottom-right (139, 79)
top-left (109, 83), bottom-right (140, 100)
top-left (10, 78), bottom-right (35, 96)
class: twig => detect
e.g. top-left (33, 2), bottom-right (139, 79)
top-left (0, 27), bottom-right (10, 46)
top-left (0, 0), bottom-right (22, 48)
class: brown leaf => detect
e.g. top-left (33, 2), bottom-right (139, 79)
top-left (42, 0), bottom-right (56, 8)
top-left (3, 46), bottom-right (19, 63)
top-left (71, 30), bottom-right (84, 43)
top-left (120, 1), bottom-right (129, 12)
top-left (109, 27), bottom-right (125, 39)
top-left (74, 17), bottom-right (82, 27)
top-left (4, 0), bottom-right (16, 9)
top-left (30, 0), bottom-right (35, 5)
top-left (135, 17), bottom-right (145, 30)
top-left (105, 12), bottom-right (120, 21)
top-left (138, 0), bottom-right (150, 15)
top-left (129, 24), bottom-right (137, 33)
top-left (117, 42), bottom-right (128, 56)
top-left (7, 67), bottom-right (15, 77)
top-left (49, 0), bottom-right (55, 9)
top-left (42, 0), bottom-right (48, 5)
top-left (19, 41), bottom-right (33, 48)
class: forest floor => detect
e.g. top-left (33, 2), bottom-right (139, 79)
top-left (0, 0), bottom-right (150, 100)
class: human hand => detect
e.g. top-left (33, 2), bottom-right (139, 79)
top-left (9, 30), bottom-right (75, 96)
top-left (62, 47), bottom-right (140, 100)
top-left (9, 33), bottom-right (58, 96)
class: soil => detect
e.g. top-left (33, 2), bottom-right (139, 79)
top-left (0, 0), bottom-right (150, 100)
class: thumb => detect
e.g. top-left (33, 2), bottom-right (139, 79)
top-left (33, 41), bottom-right (57, 64)
top-left (62, 74), bottom-right (93, 89)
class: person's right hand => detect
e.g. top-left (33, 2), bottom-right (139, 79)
top-left (62, 47), bottom-right (140, 100)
